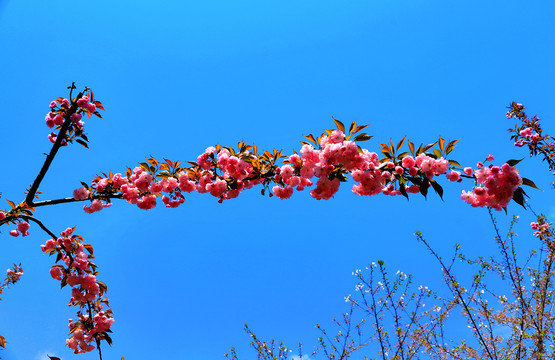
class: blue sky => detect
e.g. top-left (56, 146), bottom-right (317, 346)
top-left (1, 1), bottom-right (555, 359)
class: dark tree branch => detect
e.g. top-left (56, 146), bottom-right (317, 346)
top-left (18, 215), bottom-right (57, 239)
top-left (0, 215), bottom-right (16, 227)
top-left (32, 194), bottom-right (123, 208)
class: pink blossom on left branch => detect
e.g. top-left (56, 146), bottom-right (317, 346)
top-left (41, 227), bottom-right (113, 354)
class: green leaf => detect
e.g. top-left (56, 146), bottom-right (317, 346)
top-left (422, 142), bottom-right (437, 153)
top-left (506, 158), bottom-right (524, 167)
top-left (353, 124), bottom-right (370, 134)
top-left (448, 160), bottom-right (462, 167)
top-left (399, 183), bottom-right (409, 200)
top-left (429, 179), bottom-right (444, 200)
top-left (433, 148), bottom-right (442, 159)
top-left (420, 179), bottom-right (429, 198)
top-left (354, 133), bottom-right (372, 142)
top-left (512, 187), bottom-right (526, 209)
top-left (76, 139), bottom-right (89, 148)
top-left (416, 144), bottom-right (423, 155)
top-left (522, 177), bottom-right (540, 190)
top-left (445, 143), bottom-right (456, 155)
top-left (445, 139), bottom-right (460, 155)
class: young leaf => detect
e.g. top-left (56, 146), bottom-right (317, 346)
top-left (84, 244), bottom-right (94, 255)
top-left (416, 144), bottom-right (423, 155)
top-left (396, 136), bottom-right (406, 151)
top-left (408, 140), bottom-right (415, 155)
top-left (438, 136), bottom-right (445, 151)
top-left (422, 142), bottom-right (437, 153)
top-left (445, 139), bottom-right (460, 155)
top-left (353, 124), bottom-right (370, 134)
top-left (333, 117), bottom-right (345, 133)
top-left (349, 120), bottom-right (357, 134)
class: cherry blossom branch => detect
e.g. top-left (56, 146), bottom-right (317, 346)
top-left (25, 90), bottom-right (85, 207)
top-left (507, 102), bottom-right (555, 172)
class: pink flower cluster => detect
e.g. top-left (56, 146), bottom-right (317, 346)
top-left (76, 96), bottom-right (97, 113)
top-left (83, 199), bottom-right (111, 214)
top-left (41, 227), bottom-right (113, 354)
top-left (460, 163), bottom-right (523, 210)
top-left (47, 132), bottom-right (68, 146)
top-left (531, 221), bottom-right (551, 238)
top-left (45, 96), bottom-right (96, 130)
top-left (515, 127), bottom-right (540, 147)
top-left (76, 130), bottom-right (526, 212)
top-left (67, 311), bottom-right (114, 354)
top-left (8, 221), bottom-right (30, 237)
top-left (44, 94), bottom-right (102, 148)
top-left (46, 98), bottom-right (72, 145)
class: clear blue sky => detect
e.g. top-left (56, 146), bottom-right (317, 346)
top-left (1, 1), bottom-right (555, 359)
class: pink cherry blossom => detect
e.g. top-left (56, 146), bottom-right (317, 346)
top-left (446, 171), bottom-right (461, 182)
top-left (50, 267), bottom-right (63, 280)
top-left (73, 188), bottom-right (90, 200)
